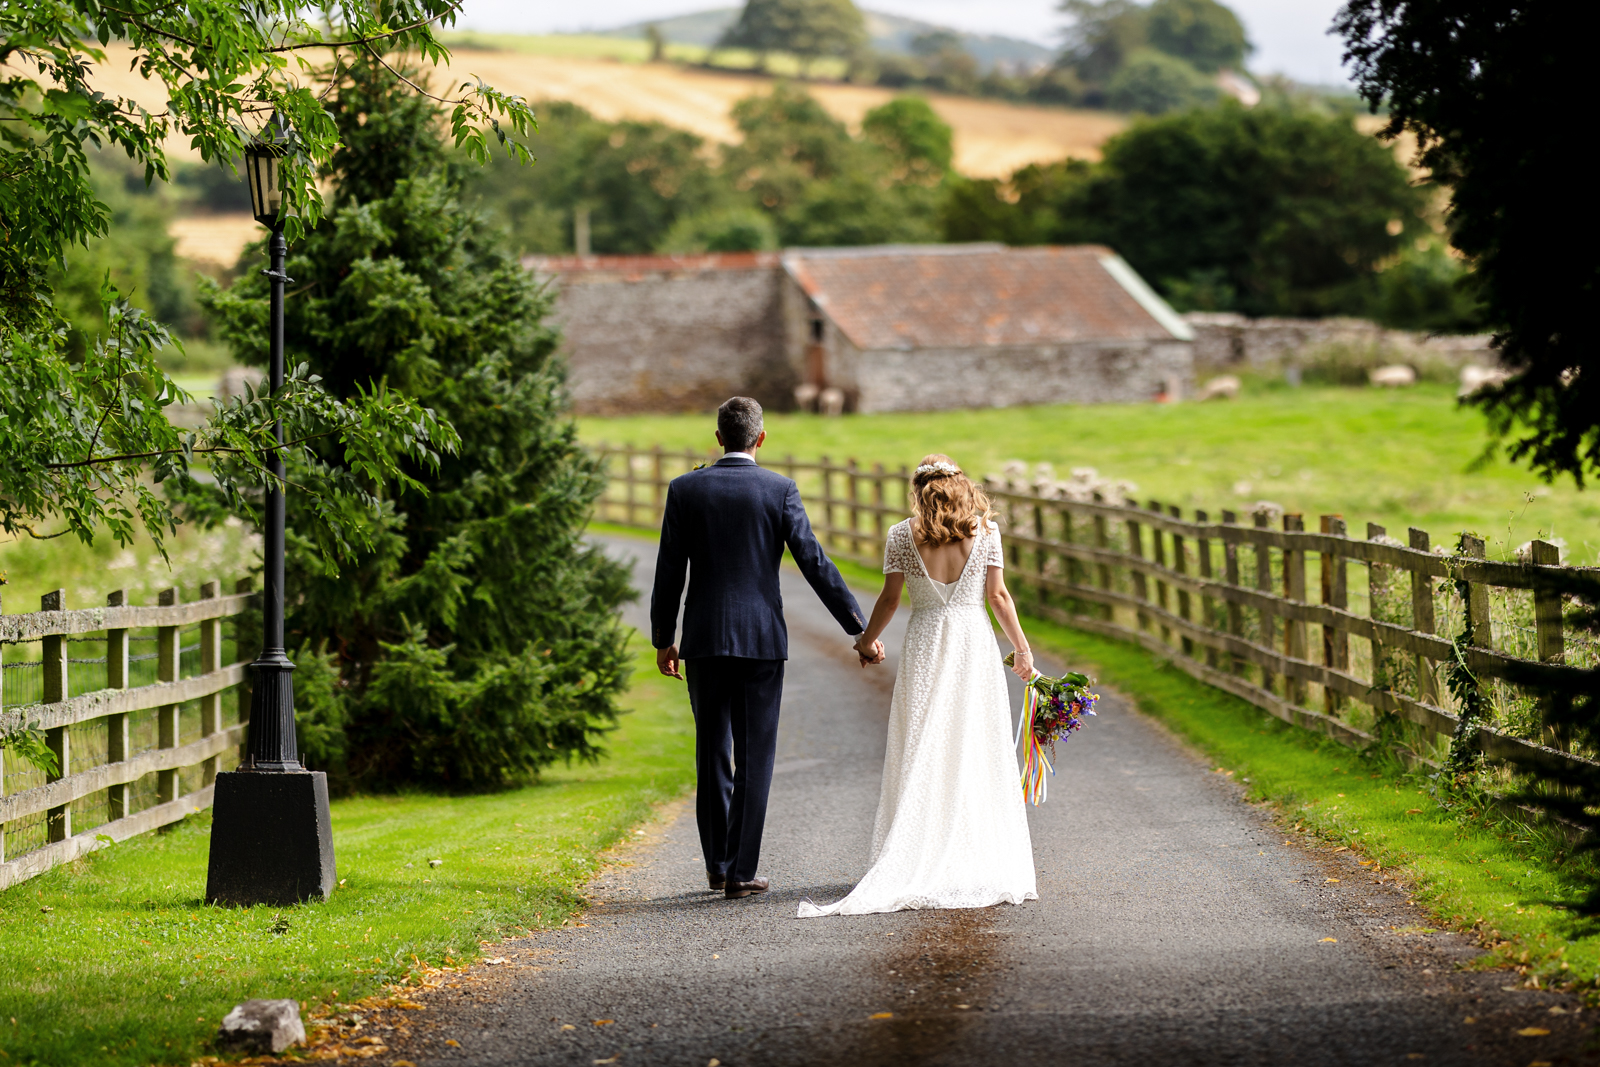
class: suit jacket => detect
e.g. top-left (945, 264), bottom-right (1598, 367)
top-left (650, 454), bottom-right (865, 660)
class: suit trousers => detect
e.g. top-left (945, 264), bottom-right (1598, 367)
top-left (684, 656), bottom-right (784, 883)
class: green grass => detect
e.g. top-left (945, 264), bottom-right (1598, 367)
top-left (0, 636), bottom-right (694, 1067)
top-left (1026, 615), bottom-right (1600, 991)
top-left (578, 384), bottom-right (1600, 564)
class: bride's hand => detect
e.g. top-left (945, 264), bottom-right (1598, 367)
top-left (1009, 648), bottom-right (1034, 680)
top-left (854, 635), bottom-right (884, 666)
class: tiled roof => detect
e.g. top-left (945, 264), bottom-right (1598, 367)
top-left (782, 244), bottom-right (1192, 350)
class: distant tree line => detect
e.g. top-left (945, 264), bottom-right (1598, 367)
top-left (701, 0), bottom-right (1266, 117)
top-left (467, 85), bottom-right (1478, 331)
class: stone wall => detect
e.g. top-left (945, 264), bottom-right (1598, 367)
top-left (1185, 312), bottom-right (1494, 375)
top-left (839, 338), bottom-right (1195, 413)
top-left (530, 254), bottom-right (793, 415)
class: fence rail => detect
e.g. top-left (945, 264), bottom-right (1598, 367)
top-left (594, 444), bottom-right (1600, 785)
top-left (1, 580), bottom-right (255, 890)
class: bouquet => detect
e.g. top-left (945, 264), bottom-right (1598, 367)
top-left (1004, 653), bottom-right (1099, 805)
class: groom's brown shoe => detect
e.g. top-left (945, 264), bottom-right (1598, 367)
top-left (725, 877), bottom-right (769, 900)
top-left (709, 873), bottom-right (726, 892)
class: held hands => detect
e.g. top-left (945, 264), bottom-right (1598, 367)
top-left (656, 645), bottom-right (683, 680)
top-left (1009, 648), bottom-right (1035, 681)
top-left (854, 634), bottom-right (886, 667)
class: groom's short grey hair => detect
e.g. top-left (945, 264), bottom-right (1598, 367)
top-left (717, 396), bottom-right (763, 452)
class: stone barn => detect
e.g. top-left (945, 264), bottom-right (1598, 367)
top-left (528, 243), bottom-right (1194, 414)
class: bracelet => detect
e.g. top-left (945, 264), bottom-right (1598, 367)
top-left (1015, 647), bottom-right (1032, 656)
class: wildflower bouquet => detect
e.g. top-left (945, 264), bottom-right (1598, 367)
top-left (1004, 653), bottom-right (1099, 805)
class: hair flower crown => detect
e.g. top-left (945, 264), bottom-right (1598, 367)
top-left (915, 461), bottom-right (962, 477)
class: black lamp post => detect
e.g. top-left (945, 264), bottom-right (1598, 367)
top-left (205, 114), bottom-right (337, 907)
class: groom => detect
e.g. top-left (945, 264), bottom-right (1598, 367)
top-left (651, 397), bottom-right (876, 899)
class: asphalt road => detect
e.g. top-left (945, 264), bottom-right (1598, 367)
top-left (388, 533), bottom-right (1591, 1067)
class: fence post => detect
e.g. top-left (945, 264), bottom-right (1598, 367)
top-left (1320, 515), bottom-right (1349, 716)
top-left (1408, 528), bottom-right (1440, 705)
top-left (1459, 533), bottom-right (1493, 652)
top-left (1126, 505), bottom-right (1149, 632)
top-left (1034, 496), bottom-right (1049, 609)
top-left (1282, 514), bottom-right (1308, 705)
top-left (106, 589), bottom-right (131, 820)
top-left (1530, 539), bottom-right (1567, 749)
top-left (1367, 523), bottom-right (1392, 697)
top-left (1092, 497), bottom-right (1113, 622)
top-left (1196, 510), bottom-right (1218, 668)
top-left (651, 444), bottom-right (665, 525)
top-left (1168, 505), bottom-right (1192, 657)
top-left (41, 589), bottom-right (70, 843)
top-left (623, 442), bottom-right (638, 527)
top-left (1148, 501), bottom-right (1170, 645)
top-left (847, 458), bottom-right (861, 561)
top-left (199, 581), bottom-right (223, 785)
top-left (156, 587), bottom-right (181, 805)
top-left (819, 456), bottom-right (834, 551)
top-left (1254, 510), bottom-right (1277, 695)
top-left (871, 463), bottom-right (887, 562)
top-left (1222, 510), bottom-right (1245, 676)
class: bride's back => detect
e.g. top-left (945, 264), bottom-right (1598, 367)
top-left (911, 518), bottom-right (977, 583)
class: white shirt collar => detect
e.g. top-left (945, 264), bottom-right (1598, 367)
top-left (723, 451), bottom-right (755, 461)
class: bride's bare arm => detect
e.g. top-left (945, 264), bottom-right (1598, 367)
top-left (985, 566), bottom-right (1034, 679)
top-left (852, 573), bottom-right (905, 665)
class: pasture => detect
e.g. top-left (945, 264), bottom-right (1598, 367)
top-left (578, 384), bottom-right (1600, 565)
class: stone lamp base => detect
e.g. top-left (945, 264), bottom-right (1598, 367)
top-left (205, 770), bottom-right (336, 906)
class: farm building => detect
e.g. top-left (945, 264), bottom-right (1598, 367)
top-left (526, 243), bottom-right (1195, 415)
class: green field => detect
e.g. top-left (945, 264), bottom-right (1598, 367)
top-left (579, 384), bottom-right (1600, 564)
top-left (0, 638), bottom-right (694, 1067)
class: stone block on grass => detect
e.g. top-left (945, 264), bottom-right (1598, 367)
top-left (217, 998), bottom-right (305, 1054)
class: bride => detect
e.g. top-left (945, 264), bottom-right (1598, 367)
top-left (798, 454), bottom-right (1038, 918)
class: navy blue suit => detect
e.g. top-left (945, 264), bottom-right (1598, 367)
top-left (651, 454), bottom-right (865, 882)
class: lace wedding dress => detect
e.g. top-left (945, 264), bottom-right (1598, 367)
top-left (797, 519), bottom-right (1038, 917)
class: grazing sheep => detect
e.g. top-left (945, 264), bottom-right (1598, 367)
top-left (1197, 375), bottom-right (1242, 401)
top-left (1459, 363), bottom-right (1511, 396)
top-left (1368, 365), bottom-right (1417, 387)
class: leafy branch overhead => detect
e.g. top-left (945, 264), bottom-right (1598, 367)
top-left (0, 0), bottom-right (532, 557)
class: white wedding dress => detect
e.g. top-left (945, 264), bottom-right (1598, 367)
top-left (797, 519), bottom-right (1038, 917)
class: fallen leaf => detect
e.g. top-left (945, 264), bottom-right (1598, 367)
top-left (954, 1004), bottom-right (970, 1010)
top-left (1549, 1006), bottom-right (1570, 1015)
top-left (594, 1019), bottom-right (614, 1026)
top-left (593, 1058), bottom-right (620, 1065)
top-left (575, 923), bottom-right (590, 928)
top-left (445, 1039), bottom-right (461, 1046)
top-left (1406, 808), bottom-right (1423, 815)
top-left (484, 957), bottom-right (510, 965)
top-left (353, 1037), bottom-right (384, 1046)
top-left (1320, 937), bottom-right (1338, 943)
top-left (392, 1062), bottom-right (417, 1067)
top-left (1463, 1016), bottom-right (1476, 1024)
top-left (1337, 793), bottom-right (1345, 797)
top-left (712, 954), bottom-right (720, 959)
top-left (1516, 1027), bottom-right (1550, 1037)
top-left (709, 1061), bottom-right (722, 1067)
top-left (1325, 878), bottom-right (1341, 884)
top-left (1332, 846), bottom-right (1348, 853)
top-left (560, 1024), bottom-right (577, 1031)
top-left (870, 1012), bottom-right (894, 1020)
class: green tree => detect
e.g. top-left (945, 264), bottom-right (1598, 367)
top-left (719, 0), bottom-right (867, 72)
top-left (468, 102), bottom-right (725, 255)
top-left (205, 57), bottom-right (632, 789)
top-left (1336, 0), bottom-right (1594, 483)
top-left (1146, 0), bottom-right (1250, 72)
top-left (660, 207), bottom-right (779, 252)
top-left (1, 2), bottom-right (486, 568)
top-left (941, 104), bottom-right (1430, 319)
top-left (1058, 0), bottom-right (1151, 87)
top-left (723, 87), bottom-right (950, 247)
top-left (1105, 48), bottom-right (1219, 113)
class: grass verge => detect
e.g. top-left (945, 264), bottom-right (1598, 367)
top-left (1024, 613), bottom-right (1600, 994)
top-left (0, 636), bottom-right (693, 1067)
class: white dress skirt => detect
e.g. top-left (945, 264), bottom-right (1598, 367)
top-left (798, 519), bottom-right (1038, 917)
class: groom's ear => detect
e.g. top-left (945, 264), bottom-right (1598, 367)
top-left (715, 430), bottom-right (725, 448)
top-left (754, 430), bottom-right (767, 449)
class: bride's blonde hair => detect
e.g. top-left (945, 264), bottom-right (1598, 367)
top-left (909, 454), bottom-right (993, 546)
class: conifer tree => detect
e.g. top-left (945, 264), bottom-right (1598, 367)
top-left (206, 57), bottom-right (633, 790)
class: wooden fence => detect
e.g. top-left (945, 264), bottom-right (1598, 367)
top-left (0, 580), bottom-right (254, 889)
top-left (594, 444), bottom-right (1600, 782)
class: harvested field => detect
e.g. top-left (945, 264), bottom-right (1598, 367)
top-left (73, 44), bottom-right (1125, 179)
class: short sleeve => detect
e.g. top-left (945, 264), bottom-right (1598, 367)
top-left (983, 519), bottom-right (1004, 569)
top-left (883, 521), bottom-right (914, 574)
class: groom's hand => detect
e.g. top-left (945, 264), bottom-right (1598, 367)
top-left (656, 645), bottom-right (683, 680)
top-left (853, 635), bottom-right (885, 667)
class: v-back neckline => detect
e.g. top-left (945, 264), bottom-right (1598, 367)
top-left (911, 522), bottom-right (978, 598)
